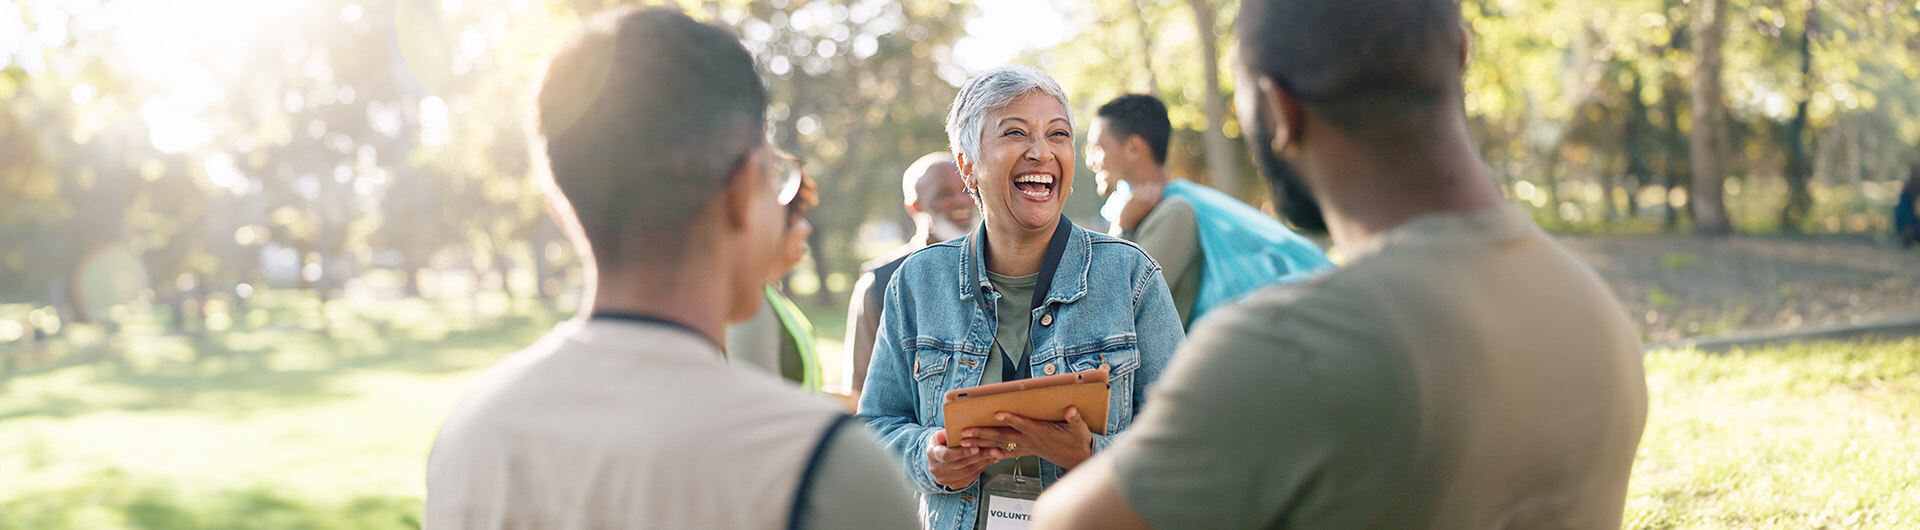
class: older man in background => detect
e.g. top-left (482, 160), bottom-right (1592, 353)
top-left (842, 153), bottom-right (976, 395)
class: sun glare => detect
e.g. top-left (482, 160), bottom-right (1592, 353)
top-left (109, 0), bottom-right (300, 154)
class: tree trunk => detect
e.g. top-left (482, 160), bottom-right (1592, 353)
top-left (1624, 72), bottom-right (1650, 217)
top-left (1778, 6), bottom-right (1817, 231)
top-left (1689, 0), bottom-right (1734, 234)
top-left (1184, 0), bottom-right (1241, 198)
top-left (1661, 70), bottom-right (1691, 230)
top-left (495, 248), bottom-right (520, 300)
top-left (403, 266), bottom-right (423, 298)
top-left (1131, 0), bottom-right (1161, 94)
top-left (1600, 157), bottom-right (1620, 222)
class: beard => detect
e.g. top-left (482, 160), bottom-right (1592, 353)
top-left (929, 214), bottom-right (973, 242)
top-left (1244, 116), bottom-right (1328, 235)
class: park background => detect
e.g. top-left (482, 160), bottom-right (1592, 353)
top-left (3, 0), bottom-right (1920, 527)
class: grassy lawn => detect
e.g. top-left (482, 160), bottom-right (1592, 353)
top-left (0, 293), bottom-right (564, 530)
top-left (2, 293), bottom-right (1916, 528)
top-left (1628, 339), bottom-right (1920, 528)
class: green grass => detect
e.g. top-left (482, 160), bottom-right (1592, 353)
top-left (1627, 338), bottom-right (1920, 529)
top-left (0, 292), bottom-right (564, 530)
top-left (4, 292), bottom-right (1917, 528)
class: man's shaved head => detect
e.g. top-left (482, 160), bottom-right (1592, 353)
top-left (902, 152), bottom-right (959, 207)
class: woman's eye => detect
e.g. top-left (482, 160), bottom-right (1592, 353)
top-left (1050, 130), bottom-right (1071, 139)
top-left (1004, 129), bottom-right (1026, 137)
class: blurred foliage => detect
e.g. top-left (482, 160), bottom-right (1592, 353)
top-left (2, 0), bottom-right (1918, 339)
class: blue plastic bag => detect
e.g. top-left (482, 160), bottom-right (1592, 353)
top-left (1162, 179), bottom-right (1335, 323)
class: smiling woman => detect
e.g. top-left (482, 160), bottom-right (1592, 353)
top-left (945, 66), bottom-right (1077, 263)
top-left (860, 65), bottom-right (1185, 530)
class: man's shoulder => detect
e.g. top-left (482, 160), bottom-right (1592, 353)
top-left (892, 237), bottom-right (965, 277)
top-left (859, 243), bottom-right (925, 275)
top-left (1085, 225), bottom-right (1159, 265)
top-left (1131, 193), bottom-right (1198, 244)
top-left (1152, 193), bottom-right (1196, 216)
top-left (1187, 265), bottom-right (1403, 365)
top-left (439, 323), bottom-right (839, 438)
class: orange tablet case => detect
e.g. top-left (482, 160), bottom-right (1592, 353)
top-left (940, 368), bottom-right (1110, 458)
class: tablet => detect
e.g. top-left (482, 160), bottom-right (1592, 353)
top-left (941, 368), bottom-right (1111, 458)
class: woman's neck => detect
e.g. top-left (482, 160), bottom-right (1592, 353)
top-left (983, 221), bottom-right (1051, 277)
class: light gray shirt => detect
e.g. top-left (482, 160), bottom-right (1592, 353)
top-left (426, 319), bottom-right (917, 529)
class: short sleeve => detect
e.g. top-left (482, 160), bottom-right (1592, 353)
top-left (795, 419), bottom-right (919, 530)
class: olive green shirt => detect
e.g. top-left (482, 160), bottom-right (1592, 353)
top-left (1119, 195), bottom-right (1201, 327)
top-left (1106, 207), bottom-right (1649, 529)
top-left (979, 271), bottom-right (1038, 386)
top-left (978, 271), bottom-right (1042, 492)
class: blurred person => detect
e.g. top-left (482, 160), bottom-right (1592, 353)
top-left (728, 169), bottom-right (826, 391)
top-left (1897, 165), bottom-right (1918, 248)
top-left (842, 152), bottom-right (977, 396)
top-left (424, 8), bottom-right (914, 529)
top-left (858, 65), bottom-right (1183, 530)
top-left (1089, 93), bottom-right (1333, 328)
top-left (1034, 0), bottom-right (1649, 527)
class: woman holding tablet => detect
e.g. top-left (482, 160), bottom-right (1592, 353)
top-left (857, 65), bottom-right (1183, 530)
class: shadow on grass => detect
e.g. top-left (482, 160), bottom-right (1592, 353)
top-left (0, 475), bottom-right (420, 530)
top-left (0, 308), bottom-right (562, 421)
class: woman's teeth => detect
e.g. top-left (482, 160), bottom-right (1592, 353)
top-left (1014, 174), bottom-right (1054, 199)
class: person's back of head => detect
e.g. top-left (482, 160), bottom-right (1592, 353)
top-left (1236, 0), bottom-right (1464, 144)
top-left (534, 8), bottom-right (793, 325)
top-left (535, 7), bottom-right (768, 273)
top-left (1095, 94), bottom-right (1172, 167)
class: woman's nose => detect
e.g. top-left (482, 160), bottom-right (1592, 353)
top-left (1025, 141), bottom-right (1047, 162)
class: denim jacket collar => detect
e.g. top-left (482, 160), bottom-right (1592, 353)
top-left (959, 214), bottom-right (1090, 307)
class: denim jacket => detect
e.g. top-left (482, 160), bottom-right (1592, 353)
top-left (858, 216), bottom-right (1184, 529)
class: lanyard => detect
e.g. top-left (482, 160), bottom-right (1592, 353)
top-left (976, 216), bottom-right (1075, 383)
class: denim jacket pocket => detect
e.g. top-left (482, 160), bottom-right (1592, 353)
top-left (1062, 338), bottom-right (1140, 434)
top-left (912, 346), bottom-right (952, 422)
top-left (912, 347), bottom-right (949, 382)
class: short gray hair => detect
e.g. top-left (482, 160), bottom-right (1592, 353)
top-left (944, 65), bottom-right (1073, 167)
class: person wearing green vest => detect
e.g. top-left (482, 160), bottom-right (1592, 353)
top-left (727, 166), bottom-right (824, 392)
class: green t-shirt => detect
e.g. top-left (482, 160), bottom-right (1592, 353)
top-left (977, 271), bottom-right (1042, 506)
top-left (979, 271), bottom-right (1038, 386)
top-left (1105, 207), bottom-right (1649, 529)
top-left (1122, 195), bottom-right (1202, 328)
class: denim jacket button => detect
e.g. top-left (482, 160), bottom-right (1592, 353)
top-left (1040, 314), bottom-right (1053, 326)
top-left (1043, 364), bottom-right (1057, 376)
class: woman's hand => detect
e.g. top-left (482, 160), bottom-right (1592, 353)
top-left (928, 430), bottom-right (1003, 490)
top-left (959, 406), bottom-right (1096, 470)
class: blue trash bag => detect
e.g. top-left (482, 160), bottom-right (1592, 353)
top-left (1162, 179), bottom-right (1335, 324)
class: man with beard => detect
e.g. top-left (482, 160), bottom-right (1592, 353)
top-left (842, 153), bottom-right (978, 395)
top-left (1033, 0), bottom-right (1649, 527)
